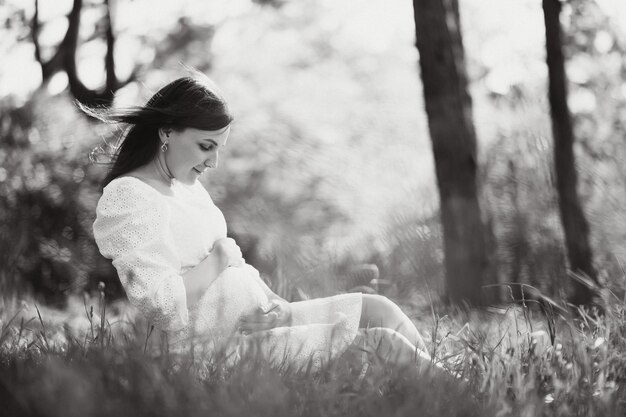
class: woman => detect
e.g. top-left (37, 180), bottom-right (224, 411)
top-left (91, 76), bottom-right (430, 371)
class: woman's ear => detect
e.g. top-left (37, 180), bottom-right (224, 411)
top-left (158, 128), bottom-right (172, 143)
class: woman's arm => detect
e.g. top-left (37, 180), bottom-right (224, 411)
top-left (182, 251), bottom-right (225, 306)
top-left (237, 267), bottom-right (292, 332)
top-left (243, 264), bottom-right (288, 303)
top-left (183, 237), bottom-right (244, 306)
top-left (264, 289), bottom-right (288, 303)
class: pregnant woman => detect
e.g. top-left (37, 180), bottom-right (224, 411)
top-left (91, 76), bottom-right (430, 371)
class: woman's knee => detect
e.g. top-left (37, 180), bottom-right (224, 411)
top-left (361, 295), bottom-right (401, 324)
top-left (358, 327), bottom-right (416, 364)
top-left (357, 327), bottom-right (391, 352)
top-left (366, 294), bottom-right (404, 310)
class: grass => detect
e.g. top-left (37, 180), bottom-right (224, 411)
top-left (1, 285), bottom-right (626, 417)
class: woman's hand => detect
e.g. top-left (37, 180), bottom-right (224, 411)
top-left (211, 237), bottom-right (245, 269)
top-left (184, 238), bottom-right (248, 307)
top-left (238, 300), bottom-right (292, 335)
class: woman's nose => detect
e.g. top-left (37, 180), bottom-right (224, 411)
top-left (204, 155), bottom-right (218, 168)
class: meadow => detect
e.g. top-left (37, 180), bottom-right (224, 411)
top-left (2, 280), bottom-right (625, 417)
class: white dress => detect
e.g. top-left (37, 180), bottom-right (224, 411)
top-left (92, 176), bottom-right (362, 370)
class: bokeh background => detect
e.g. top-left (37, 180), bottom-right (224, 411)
top-left (1, 0), bottom-right (625, 309)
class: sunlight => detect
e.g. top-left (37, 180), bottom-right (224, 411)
top-left (594, 30), bottom-right (614, 54)
top-left (568, 88), bottom-right (597, 114)
top-left (77, 40), bottom-right (107, 90)
top-left (328, 0), bottom-right (415, 53)
top-left (37, 15), bottom-right (68, 50)
top-left (2, 2), bottom-right (626, 413)
top-left (3, 0), bottom-right (626, 101)
top-left (0, 44), bottom-right (41, 103)
top-left (47, 71), bottom-right (68, 95)
top-left (596, 0), bottom-right (626, 36)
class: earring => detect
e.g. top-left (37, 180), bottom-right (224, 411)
top-left (161, 142), bottom-right (168, 153)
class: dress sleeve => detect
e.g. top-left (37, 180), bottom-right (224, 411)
top-left (92, 179), bottom-right (189, 332)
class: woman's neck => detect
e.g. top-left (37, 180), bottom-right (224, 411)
top-left (153, 154), bottom-right (174, 186)
top-left (127, 158), bottom-right (173, 190)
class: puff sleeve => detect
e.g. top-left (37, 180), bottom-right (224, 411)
top-left (93, 179), bottom-right (189, 332)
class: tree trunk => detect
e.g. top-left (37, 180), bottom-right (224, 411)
top-left (412, 0), bottom-right (489, 306)
top-left (542, 0), bottom-right (597, 305)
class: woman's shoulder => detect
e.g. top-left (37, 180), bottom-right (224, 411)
top-left (95, 176), bottom-right (175, 235)
top-left (105, 172), bottom-right (174, 197)
top-left (98, 175), bottom-right (169, 214)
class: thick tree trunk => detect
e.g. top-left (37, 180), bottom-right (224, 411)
top-left (412, 0), bottom-right (488, 305)
top-left (542, 0), bottom-right (597, 305)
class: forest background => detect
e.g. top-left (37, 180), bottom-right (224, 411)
top-left (3, 1), bottom-right (626, 415)
top-left (1, 0), bottom-right (625, 312)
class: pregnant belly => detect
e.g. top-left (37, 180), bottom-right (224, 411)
top-left (192, 265), bottom-right (270, 340)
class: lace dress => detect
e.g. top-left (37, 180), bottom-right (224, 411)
top-left (92, 176), bottom-right (362, 370)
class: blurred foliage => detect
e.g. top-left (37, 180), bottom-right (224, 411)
top-left (474, 0), bottom-right (626, 302)
top-left (0, 93), bottom-right (118, 304)
top-left (562, 0), bottom-right (626, 277)
top-left (481, 97), bottom-right (569, 301)
top-left (0, 0), bottom-right (625, 306)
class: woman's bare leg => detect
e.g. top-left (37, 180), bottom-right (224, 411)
top-left (355, 327), bottom-right (431, 366)
top-left (360, 294), bottom-right (429, 354)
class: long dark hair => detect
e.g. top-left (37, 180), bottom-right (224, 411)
top-left (85, 76), bottom-right (233, 189)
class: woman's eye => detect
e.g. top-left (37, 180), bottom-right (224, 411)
top-left (200, 145), bottom-right (215, 151)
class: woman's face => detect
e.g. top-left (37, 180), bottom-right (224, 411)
top-left (160, 125), bottom-right (230, 185)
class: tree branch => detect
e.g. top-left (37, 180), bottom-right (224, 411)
top-left (103, 0), bottom-right (117, 94)
top-left (31, 0), bottom-right (42, 64)
top-left (31, 0), bottom-right (136, 106)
